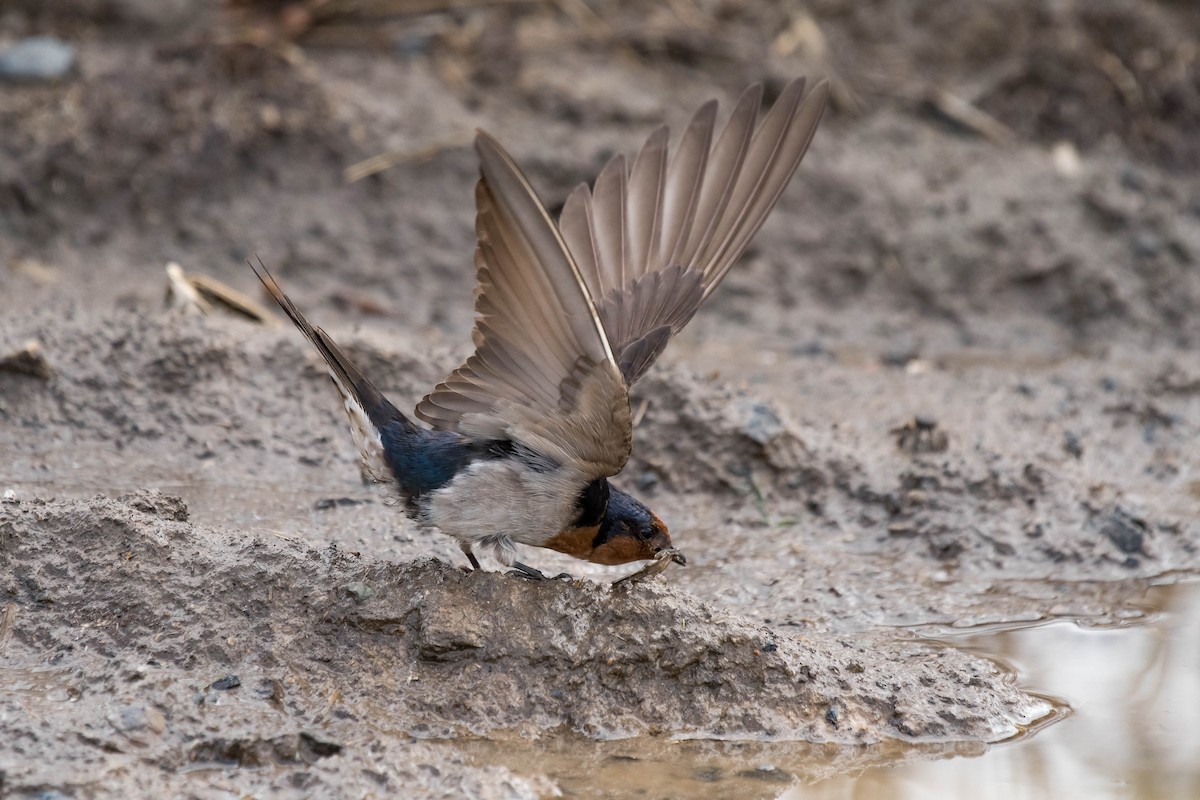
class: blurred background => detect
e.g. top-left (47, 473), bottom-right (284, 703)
top-left (2, 0), bottom-right (1198, 352)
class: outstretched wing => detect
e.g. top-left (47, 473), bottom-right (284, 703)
top-left (559, 77), bottom-right (829, 384)
top-left (415, 132), bottom-right (632, 479)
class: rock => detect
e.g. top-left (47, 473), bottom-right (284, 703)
top-left (110, 705), bottom-right (167, 747)
top-left (344, 581), bottom-right (375, 603)
top-left (0, 37), bottom-right (75, 83)
top-left (738, 402), bottom-right (786, 445)
top-left (633, 470), bottom-right (660, 492)
top-left (1099, 509), bottom-right (1148, 556)
top-left (209, 675), bottom-right (242, 691)
top-left (0, 340), bottom-right (52, 379)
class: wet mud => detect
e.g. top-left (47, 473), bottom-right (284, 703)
top-left (2, 0), bottom-right (1199, 797)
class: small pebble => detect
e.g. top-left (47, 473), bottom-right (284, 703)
top-left (314, 497), bottom-right (367, 510)
top-left (740, 402), bottom-right (784, 444)
top-left (113, 705), bottom-right (167, 736)
top-left (634, 470), bottom-right (660, 492)
top-left (345, 581), bottom-right (374, 603)
top-left (209, 674), bottom-right (241, 691)
top-left (1100, 510), bottom-right (1146, 555)
top-left (0, 340), bottom-right (53, 379)
top-left (0, 36), bottom-right (75, 82)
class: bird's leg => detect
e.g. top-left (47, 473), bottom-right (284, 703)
top-left (509, 561), bottom-right (573, 581)
top-left (459, 542), bottom-right (482, 572)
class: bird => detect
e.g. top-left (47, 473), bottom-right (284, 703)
top-left (251, 77), bottom-right (828, 580)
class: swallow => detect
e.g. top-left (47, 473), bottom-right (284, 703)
top-left (252, 77), bottom-right (828, 579)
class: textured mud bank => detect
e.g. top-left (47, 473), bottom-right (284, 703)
top-left (1, 491), bottom-right (1049, 797)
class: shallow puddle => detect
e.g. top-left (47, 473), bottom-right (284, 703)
top-left (463, 579), bottom-right (1200, 799)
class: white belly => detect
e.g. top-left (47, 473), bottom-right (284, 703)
top-left (422, 458), bottom-right (585, 565)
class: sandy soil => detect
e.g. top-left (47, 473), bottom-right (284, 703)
top-left (1, 1), bottom-right (1198, 797)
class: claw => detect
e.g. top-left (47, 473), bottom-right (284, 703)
top-left (460, 543), bottom-right (482, 572)
top-left (510, 562), bottom-right (573, 581)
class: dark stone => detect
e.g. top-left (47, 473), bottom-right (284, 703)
top-left (1100, 510), bottom-right (1147, 555)
top-left (314, 497), bottom-right (369, 510)
top-left (209, 674), bottom-right (241, 691)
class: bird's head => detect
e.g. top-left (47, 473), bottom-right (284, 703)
top-left (589, 486), bottom-right (686, 566)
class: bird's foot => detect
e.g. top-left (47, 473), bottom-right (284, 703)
top-left (459, 544), bottom-right (482, 573)
top-left (509, 561), bottom-right (573, 582)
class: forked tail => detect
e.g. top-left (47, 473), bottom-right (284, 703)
top-left (249, 259), bottom-right (414, 433)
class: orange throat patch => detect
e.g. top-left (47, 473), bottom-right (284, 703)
top-left (545, 524), bottom-right (665, 566)
top-left (543, 524), bottom-right (600, 560)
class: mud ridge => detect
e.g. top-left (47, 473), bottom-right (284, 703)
top-left (1, 491), bottom-right (1050, 791)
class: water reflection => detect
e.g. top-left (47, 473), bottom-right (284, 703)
top-left (457, 737), bottom-right (989, 800)
top-left (464, 580), bottom-right (1200, 799)
top-left (792, 580), bottom-right (1200, 800)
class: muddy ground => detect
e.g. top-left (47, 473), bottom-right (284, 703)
top-left (1, 0), bottom-right (1199, 797)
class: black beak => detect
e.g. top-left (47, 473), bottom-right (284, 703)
top-left (660, 547), bottom-right (686, 566)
